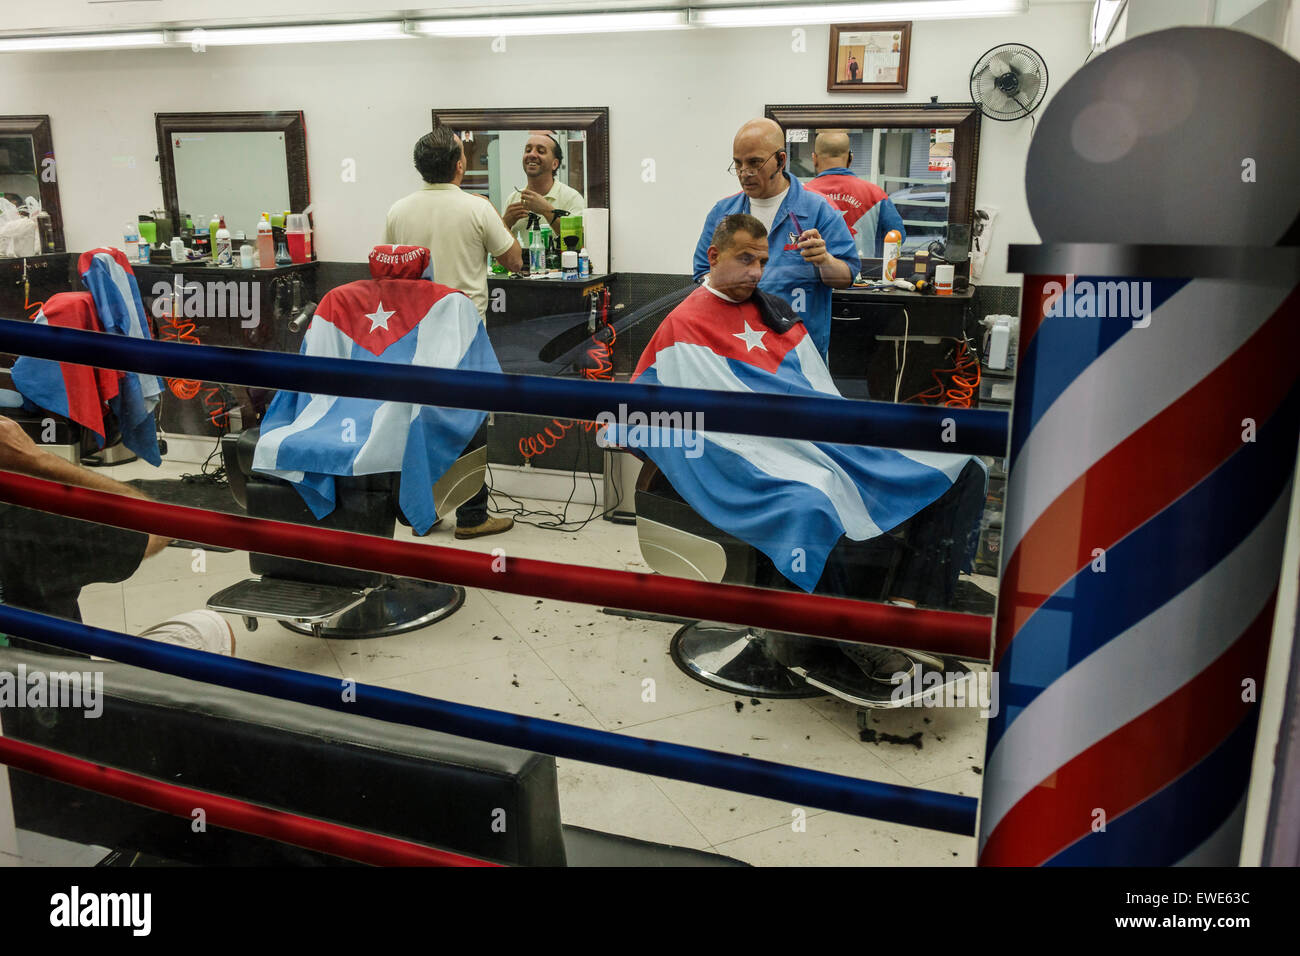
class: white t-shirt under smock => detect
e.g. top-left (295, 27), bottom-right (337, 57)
top-left (384, 182), bottom-right (515, 318)
top-left (748, 186), bottom-right (789, 234)
top-left (502, 179), bottom-right (587, 242)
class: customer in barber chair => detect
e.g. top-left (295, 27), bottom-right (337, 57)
top-left (615, 213), bottom-right (985, 698)
top-left (252, 245), bottom-right (507, 539)
top-left (0, 415), bottom-right (236, 657)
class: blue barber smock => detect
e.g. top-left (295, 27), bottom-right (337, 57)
top-left (692, 172), bottom-right (860, 361)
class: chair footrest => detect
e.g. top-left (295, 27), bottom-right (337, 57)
top-left (207, 578), bottom-right (368, 624)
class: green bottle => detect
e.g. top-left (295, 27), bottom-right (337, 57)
top-left (209, 214), bottom-right (221, 261)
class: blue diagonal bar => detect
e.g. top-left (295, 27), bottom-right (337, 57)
top-left (0, 605), bottom-right (978, 836)
top-left (0, 318), bottom-right (1008, 456)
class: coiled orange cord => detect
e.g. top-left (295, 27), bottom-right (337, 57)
top-left (158, 306), bottom-right (231, 428)
top-left (904, 338), bottom-right (981, 409)
top-left (519, 289), bottom-right (614, 461)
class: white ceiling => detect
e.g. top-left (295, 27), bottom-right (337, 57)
top-left (4, 0), bottom-right (1088, 38)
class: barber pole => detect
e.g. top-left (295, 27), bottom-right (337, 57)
top-left (980, 252), bottom-right (1300, 865)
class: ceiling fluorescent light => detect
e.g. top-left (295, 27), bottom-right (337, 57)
top-left (690, 1), bottom-right (1028, 28)
top-left (170, 22), bottom-right (410, 47)
top-left (409, 11), bottom-right (690, 38)
top-left (0, 31), bottom-right (167, 52)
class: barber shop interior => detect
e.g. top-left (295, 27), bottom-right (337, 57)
top-left (0, 0), bottom-right (1297, 881)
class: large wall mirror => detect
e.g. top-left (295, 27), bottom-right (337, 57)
top-left (156, 111), bottom-right (309, 240)
top-left (0, 115), bottom-right (64, 254)
top-left (766, 103), bottom-right (981, 261)
top-left (432, 107), bottom-right (609, 236)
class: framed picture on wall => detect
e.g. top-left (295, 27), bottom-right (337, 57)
top-left (828, 22), bottom-right (911, 93)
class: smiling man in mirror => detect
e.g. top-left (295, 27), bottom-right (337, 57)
top-left (501, 131), bottom-right (586, 240)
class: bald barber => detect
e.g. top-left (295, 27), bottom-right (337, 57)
top-left (804, 129), bottom-right (906, 259)
top-left (692, 118), bottom-right (859, 361)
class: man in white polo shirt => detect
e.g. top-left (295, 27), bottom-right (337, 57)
top-left (385, 125), bottom-right (522, 319)
top-left (383, 125), bottom-right (519, 539)
top-left (501, 131), bottom-right (586, 242)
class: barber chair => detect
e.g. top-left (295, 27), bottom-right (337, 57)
top-left (634, 461), bottom-right (975, 709)
top-left (206, 426), bottom-right (488, 639)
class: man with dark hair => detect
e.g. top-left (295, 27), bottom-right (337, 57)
top-left (501, 131), bottom-right (586, 242)
top-left (383, 128), bottom-right (519, 539)
top-left (693, 118), bottom-right (859, 363)
top-left (385, 126), bottom-right (523, 320)
top-left (632, 213), bottom-right (984, 696)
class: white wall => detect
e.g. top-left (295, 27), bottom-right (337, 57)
top-left (0, 3), bottom-right (1092, 287)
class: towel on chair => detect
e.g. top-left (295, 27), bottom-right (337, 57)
top-left (10, 249), bottom-right (164, 465)
top-left (607, 285), bottom-right (985, 592)
top-left (252, 246), bottom-right (499, 535)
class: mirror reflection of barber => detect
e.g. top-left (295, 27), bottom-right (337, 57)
top-left (693, 118), bottom-right (859, 362)
top-left (501, 131), bottom-right (586, 240)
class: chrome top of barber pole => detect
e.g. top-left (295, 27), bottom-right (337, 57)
top-left (979, 26), bottom-right (1300, 866)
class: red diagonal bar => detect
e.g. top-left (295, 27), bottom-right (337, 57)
top-left (0, 470), bottom-right (992, 660)
top-left (0, 736), bottom-right (497, 867)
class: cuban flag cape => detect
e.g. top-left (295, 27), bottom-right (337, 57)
top-left (11, 248), bottom-right (164, 465)
top-left (252, 246), bottom-right (498, 535)
top-left (617, 285), bottom-right (984, 592)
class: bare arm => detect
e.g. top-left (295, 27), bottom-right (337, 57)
top-left (0, 416), bottom-right (172, 557)
top-left (494, 239), bottom-right (524, 274)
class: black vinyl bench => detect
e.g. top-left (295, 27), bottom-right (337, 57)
top-left (0, 646), bottom-right (746, 867)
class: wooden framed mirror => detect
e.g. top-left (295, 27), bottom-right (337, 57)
top-left (0, 115), bottom-right (64, 254)
top-left (155, 111), bottom-right (310, 238)
top-left (430, 107), bottom-right (610, 216)
top-left (766, 103), bottom-right (981, 261)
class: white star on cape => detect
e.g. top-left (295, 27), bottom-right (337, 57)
top-left (365, 302), bottom-right (396, 333)
top-left (733, 320), bottom-right (768, 352)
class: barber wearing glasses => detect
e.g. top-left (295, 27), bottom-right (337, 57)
top-left (692, 118), bottom-right (859, 361)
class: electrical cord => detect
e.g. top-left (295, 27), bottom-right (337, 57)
top-left (903, 335), bottom-right (981, 408)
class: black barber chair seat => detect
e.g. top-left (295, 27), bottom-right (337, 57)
top-left (207, 426), bottom-right (487, 639)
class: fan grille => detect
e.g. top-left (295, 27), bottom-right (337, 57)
top-left (970, 43), bottom-right (1049, 121)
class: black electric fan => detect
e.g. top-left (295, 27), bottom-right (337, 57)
top-left (969, 43), bottom-right (1049, 122)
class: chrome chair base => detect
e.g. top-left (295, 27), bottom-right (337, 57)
top-left (669, 623), bottom-right (823, 699)
top-left (279, 579), bottom-right (466, 639)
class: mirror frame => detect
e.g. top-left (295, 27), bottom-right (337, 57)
top-left (430, 107), bottom-right (610, 211)
top-left (0, 115), bottom-right (65, 253)
top-left (765, 102), bottom-right (982, 253)
top-left (155, 111), bottom-right (310, 231)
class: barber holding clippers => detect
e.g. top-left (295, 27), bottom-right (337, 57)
top-left (692, 118), bottom-right (859, 361)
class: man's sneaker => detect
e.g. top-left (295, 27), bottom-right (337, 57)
top-left (455, 516), bottom-right (514, 540)
top-left (841, 643), bottom-right (917, 685)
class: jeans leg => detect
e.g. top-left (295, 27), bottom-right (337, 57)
top-left (455, 483), bottom-right (490, 528)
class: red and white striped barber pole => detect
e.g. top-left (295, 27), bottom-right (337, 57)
top-left (978, 25), bottom-right (1300, 866)
top-left (978, 248), bottom-right (1300, 865)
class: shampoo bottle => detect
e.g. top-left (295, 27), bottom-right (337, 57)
top-left (882, 229), bottom-right (902, 282)
top-left (257, 213), bottom-right (274, 269)
top-left (215, 217), bottom-right (232, 266)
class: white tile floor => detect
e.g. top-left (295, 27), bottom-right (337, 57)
top-left (63, 458), bottom-right (1000, 867)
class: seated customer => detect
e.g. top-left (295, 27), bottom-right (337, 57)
top-left (0, 415), bottom-right (234, 656)
top-left (613, 213), bottom-right (984, 690)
